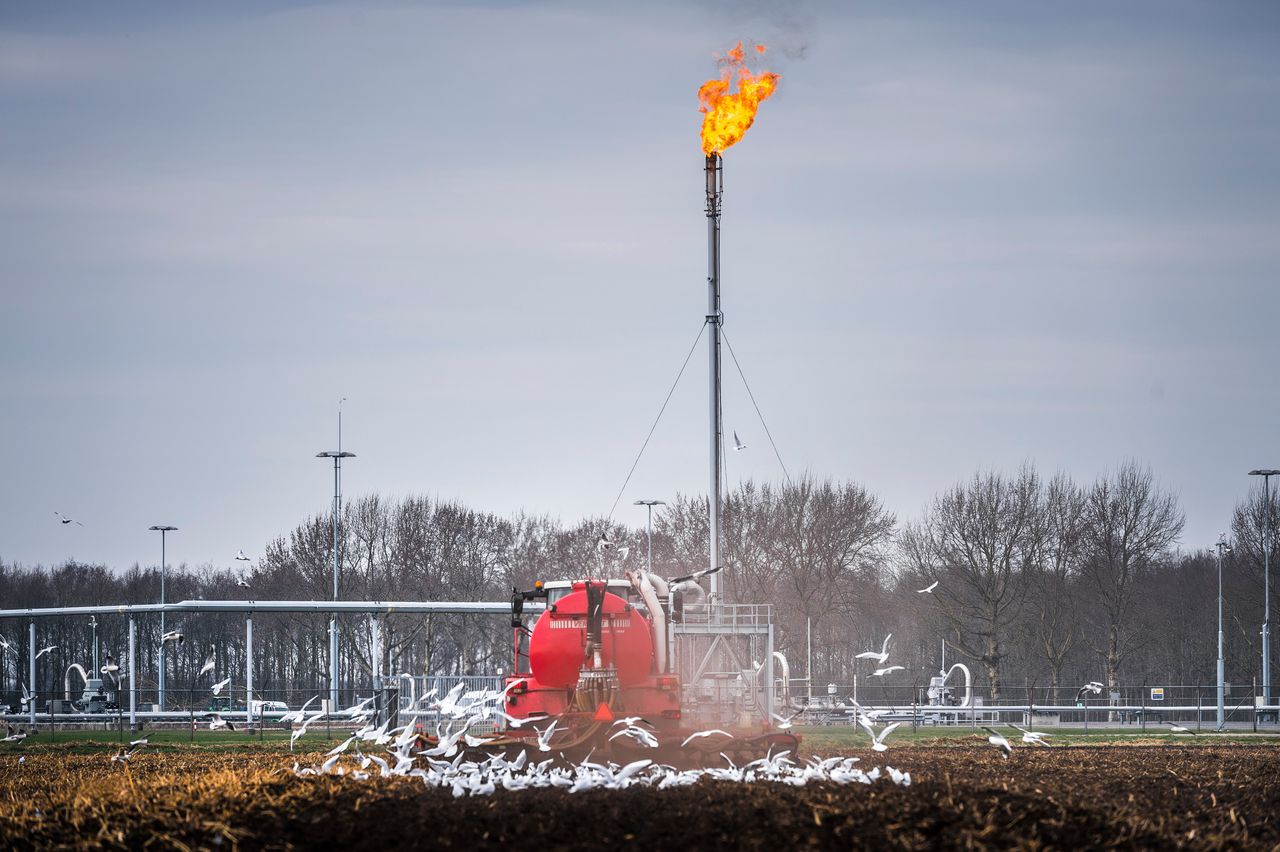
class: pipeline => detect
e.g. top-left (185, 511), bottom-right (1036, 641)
top-left (64, 663), bottom-right (89, 701)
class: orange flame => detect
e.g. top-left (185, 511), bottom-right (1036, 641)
top-left (698, 41), bottom-right (779, 156)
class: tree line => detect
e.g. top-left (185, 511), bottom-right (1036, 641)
top-left (2, 461), bottom-right (1277, 707)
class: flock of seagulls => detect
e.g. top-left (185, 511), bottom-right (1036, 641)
top-left (288, 712), bottom-right (912, 795)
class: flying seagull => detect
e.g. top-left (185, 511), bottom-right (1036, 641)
top-left (1165, 722), bottom-right (1197, 736)
top-left (235, 576), bottom-right (250, 589)
top-left (54, 512), bottom-right (83, 526)
top-left (100, 654), bottom-right (120, 688)
top-left (862, 720), bottom-right (900, 753)
top-left (206, 713), bottom-right (236, 731)
top-left (983, 726), bottom-right (1013, 758)
top-left (1009, 723), bottom-right (1051, 746)
top-left (871, 665), bottom-right (905, 678)
top-left (732, 431), bottom-right (746, 452)
top-left (34, 645), bottom-right (57, 661)
top-left (856, 634), bottom-right (893, 666)
top-left (917, 581), bottom-right (939, 594)
top-left (671, 564), bottom-right (723, 584)
top-left (161, 631), bottom-right (184, 646)
top-left (0, 636), bottom-right (14, 656)
top-left (535, 719), bottom-right (559, 752)
top-left (770, 709), bottom-right (806, 730)
top-left (198, 645), bottom-right (217, 679)
top-left (1076, 681), bottom-right (1104, 701)
top-left (681, 728), bottom-right (733, 747)
top-left (596, 532), bottom-right (614, 552)
top-left (211, 677), bottom-right (232, 696)
top-left (235, 549), bottom-right (251, 561)
top-left (111, 738), bottom-right (149, 763)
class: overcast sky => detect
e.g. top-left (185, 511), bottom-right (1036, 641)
top-left (2, 0), bottom-right (1278, 573)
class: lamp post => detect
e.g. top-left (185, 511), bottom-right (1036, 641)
top-left (317, 450), bottom-right (354, 710)
top-left (1215, 534), bottom-right (1232, 730)
top-left (1249, 469), bottom-right (1278, 706)
top-left (633, 500), bottom-right (666, 575)
top-left (148, 525), bottom-right (177, 711)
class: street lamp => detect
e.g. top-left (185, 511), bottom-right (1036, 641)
top-left (633, 500), bottom-right (666, 575)
top-left (1215, 533), bottom-right (1232, 731)
top-left (317, 450), bottom-right (355, 709)
top-left (1249, 469), bottom-right (1278, 706)
top-left (148, 524), bottom-right (177, 711)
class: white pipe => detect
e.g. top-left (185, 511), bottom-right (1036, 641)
top-left (630, 570), bottom-right (667, 674)
top-left (941, 662), bottom-right (973, 707)
top-left (772, 651), bottom-right (790, 705)
top-left (64, 663), bottom-right (89, 700)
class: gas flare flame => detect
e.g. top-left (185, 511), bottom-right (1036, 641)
top-left (698, 42), bottom-right (779, 156)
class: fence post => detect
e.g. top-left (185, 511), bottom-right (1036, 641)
top-left (911, 687), bottom-right (917, 734)
top-left (190, 692), bottom-right (195, 743)
top-left (1197, 686), bottom-right (1202, 733)
top-left (1140, 683), bottom-right (1146, 732)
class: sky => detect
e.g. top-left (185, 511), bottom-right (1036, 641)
top-left (2, 0), bottom-right (1279, 573)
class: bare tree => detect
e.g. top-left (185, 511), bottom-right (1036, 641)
top-left (1026, 472), bottom-right (1086, 700)
top-left (1078, 461), bottom-right (1184, 691)
top-left (900, 466), bottom-right (1040, 701)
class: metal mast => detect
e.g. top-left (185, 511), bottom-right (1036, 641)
top-left (705, 153), bottom-right (723, 603)
top-left (318, 402), bottom-right (354, 710)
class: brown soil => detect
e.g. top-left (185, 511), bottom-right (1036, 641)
top-left (1, 743), bottom-right (1277, 850)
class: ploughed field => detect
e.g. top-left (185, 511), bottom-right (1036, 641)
top-left (1, 742), bottom-right (1278, 850)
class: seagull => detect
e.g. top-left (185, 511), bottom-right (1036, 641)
top-left (33, 645), bottom-right (57, 661)
top-left (670, 564), bottom-right (723, 584)
top-left (235, 549), bottom-right (251, 561)
top-left (280, 696), bottom-right (319, 725)
top-left (211, 677), bottom-right (232, 696)
top-left (491, 707), bottom-right (548, 729)
top-left (432, 683), bottom-right (467, 717)
top-left (54, 511), bottom-right (83, 526)
top-left (616, 546), bottom-right (630, 562)
top-left (161, 631), bottom-right (184, 646)
top-left (871, 665), bottom-right (905, 678)
top-left (596, 532), bottom-right (614, 552)
top-left (680, 728), bottom-right (732, 747)
top-left (1165, 722), bottom-right (1197, 736)
top-left (100, 654), bottom-right (120, 688)
top-left (111, 738), bottom-right (149, 763)
top-left (862, 720), bottom-right (900, 753)
top-left (1076, 681), bottom-right (1104, 701)
top-left (732, 431), bottom-right (746, 452)
top-left (206, 713), bottom-right (236, 731)
top-left (198, 645), bottom-right (217, 679)
top-left (235, 576), bottom-right (250, 589)
top-left (1009, 723), bottom-right (1050, 746)
top-left (610, 716), bottom-right (652, 729)
top-left (855, 634), bottom-right (892, 665)
top-left (0, 636), bottom-right (15, 656)
top-left (609, 724), bottom-right (658, 749)
top-left (535, 719), bottom-right (559, 752)
top-left (917, 581), bottom-right (939, 594)
top-left (982, 726), bottom-right (1012, 758)
top-left (771, 709), bottom-right (806, 730)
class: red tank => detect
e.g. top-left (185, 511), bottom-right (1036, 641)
top-left (505, 579), bottom-right (682, 729)
top-left (529, 585), bottom-right (653, 688)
